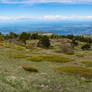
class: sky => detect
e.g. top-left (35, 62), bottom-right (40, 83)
top-left (0, 0), bottom-right (92, 21)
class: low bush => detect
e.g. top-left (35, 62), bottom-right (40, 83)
top-left (19, 32), bottom-right (30, 44)
top-left (37, 36), bottom-right (50, 48)
top-left (1, 52), bottom-right (27, 58)
top-left (56, 66), bottom-right (92, 79)
top-left (81, 61), bottom-right (92, 67)
top-left (27, 56), bottom-right (73, 63)
top-left (81, 44), bottom-right (91, 50)
top-left (71, 39), bottom-right (78, 48)
top-left (23, 66), bottom-right (38, 72)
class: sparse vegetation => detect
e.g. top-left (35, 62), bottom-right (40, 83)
top-left (81, 44), bottom-right (91, 50)
top-left (63, 35), bottom-right (92, 43)
top-left (0, 32), bottom-right (92, 92)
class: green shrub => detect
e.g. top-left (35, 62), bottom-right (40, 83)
top-left (81, 61), bottom-right (92, 67)
top-left (81, 44), bottom-right (91, 50)
top-left (37, 36), bottom-right (50, 48)
top-left (23, 66), bottom-right (38, 72)
top-left (5, 32), bottom-right (18, 39)
top-left (31, 33), bottom-right (39, 40)
top-left (56, 66), bottom-right (92, 79)
top-left (64, 35), bottom-right (92, 43)
top-left (19, 32), bottom-right (30, 44)
top-left (27, 56), bottom-right (73, 63)
top-left (71, 39), bottom-right (78, 48)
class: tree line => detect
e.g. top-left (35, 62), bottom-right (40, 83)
top-left (0, 32), bottom-right (92, 50)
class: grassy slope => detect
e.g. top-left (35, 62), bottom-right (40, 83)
top-left (0, 40), bottom-right (92, 92)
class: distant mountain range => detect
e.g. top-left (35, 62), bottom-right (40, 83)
top-left (0, 21), bottom-right (92, 35)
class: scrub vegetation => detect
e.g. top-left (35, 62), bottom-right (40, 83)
top-left (0, 32), bottom-right (92, 92)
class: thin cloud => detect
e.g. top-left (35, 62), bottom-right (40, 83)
top-left (1, 0), bottom-right (92, 4)
top-left (0, 16), bottom-right (33, 21)
top-left (43, 15), bottom-right (92, 21)
top-left (1, 15), bottom-right (92, 21)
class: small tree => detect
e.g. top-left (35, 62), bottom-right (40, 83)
top-left (71, 39), bottom-right (78, 48)
top-left (19, 32), bottom-right (30, 44)
top-left (4, 32), bottom-right (18, 41)
top-left (81, 44), bottom-right (91, 50)
top-left (0, 33), bottom-right (4, 41)
top-left (37, 36), bottom-right (50, 48)
top-left (9, 32), bottom-right (18, 39)
top-left (31, 33), bottom-right (39, 40)
top-left (66, 35), bottom-right (74, 40)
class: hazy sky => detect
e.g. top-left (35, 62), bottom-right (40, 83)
top-left (0, 0), bottom-right (92, 21)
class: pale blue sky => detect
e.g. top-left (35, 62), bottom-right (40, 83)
top-left (0, 0), bottom-right (92, 21)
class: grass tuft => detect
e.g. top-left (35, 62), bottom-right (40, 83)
top-left (27, 56), bottom-right (73, 63)
top-left (56, 66), bottom-right (92, 79)
top-left (27, 56), bottom-right (43, 62)
top-left (22, 66), bottom-right (38, 72)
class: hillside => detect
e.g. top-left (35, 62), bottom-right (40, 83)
top-left (0, 35), bottom-right (92, 92)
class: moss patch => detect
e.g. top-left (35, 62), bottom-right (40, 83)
top-left (27, 56), bottom-right (73, 63)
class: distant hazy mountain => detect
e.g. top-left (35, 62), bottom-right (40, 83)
top-left (0, 20), bottom-right (92, 35)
